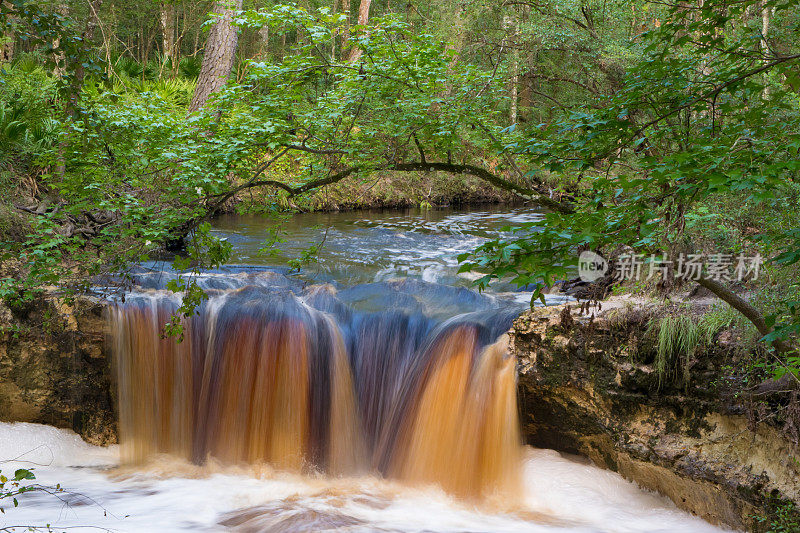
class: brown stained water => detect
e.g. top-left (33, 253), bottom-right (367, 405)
top-left (109, 287), bottom-right (522, 502)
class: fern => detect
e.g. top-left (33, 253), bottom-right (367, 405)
top-left (179, 56), bottom-right (202, 79)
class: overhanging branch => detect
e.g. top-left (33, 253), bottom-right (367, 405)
top-left (220, 160), bottom-right (574, 214)
top-left (389, 162), bottom-right (573, 213)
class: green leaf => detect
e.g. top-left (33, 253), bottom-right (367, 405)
top-left (14, 469), bottom-right (35, 481)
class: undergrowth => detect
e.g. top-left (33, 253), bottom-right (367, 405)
top-left (645, 310), bottom-right (735, 388)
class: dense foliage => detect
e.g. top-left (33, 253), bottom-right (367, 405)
top-left (1, 0), bottom-right (799, 377)
top-left (459, 0), bottom-right (800, 377)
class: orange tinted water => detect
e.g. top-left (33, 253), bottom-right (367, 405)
top-left (110, 288), bottom-right (521, 500)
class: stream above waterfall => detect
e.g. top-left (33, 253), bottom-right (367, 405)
top-left (208, 206), bottom-right (547, 291)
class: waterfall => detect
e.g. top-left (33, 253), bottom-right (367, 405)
top-left (109, 279), bottom-right (521, 500)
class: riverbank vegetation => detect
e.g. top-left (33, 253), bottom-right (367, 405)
top-left (1, 0), bottom-right (799, 413)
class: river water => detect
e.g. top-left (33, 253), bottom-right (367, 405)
top-left (209, 206), bottom-right (549, 294)
top-left (0, 207), bottom-right (731, 532)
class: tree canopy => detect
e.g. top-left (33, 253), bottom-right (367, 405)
top-left (1, 0), bottom-right (800, 375)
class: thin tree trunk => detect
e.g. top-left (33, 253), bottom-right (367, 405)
top-left (189, 0), bottom-right (244, 113)
top-left (356, 0), bottom-right (371, 25)
top-left (347, 0), bottom-right (371, 62)
top-left (71, 0), bottom-right (102, 105)
top-left (447, 3), bottom-right (467, 70)
top-left (173, 4), bottom-right (185, 76)
top-left (56, 0), bottom-right (103, 182)
top-left (193, 24), bottom-right (200, 57)
top-left (1, 1), bottom-right (14, 62)
top-left (509, 58), bottom-right (518, 125)
top-left (142, 24), bottom-right (157, 67)
top-left (53, 2), bottom-right (70, 78)
top-left (259, 22), bottom-right (269, 57)
top-left (161, 3), bottom-right (176, 63)
top-left (760, 0), bottom-right (771, 98)
top-left (505, 12), bottom-right (519, 125)
top-left (760, 0), bottom-right (770, 52)
top-left (1, 31), bottom-right (12, 62)
top-left (330, 0), bottom-right (337, 59)
top-left (89, 0), bottom-right (113, 78)
top-left (438, 3), bottom-right (467, 99)
top-left (341, 0), bottom-right (350, 59)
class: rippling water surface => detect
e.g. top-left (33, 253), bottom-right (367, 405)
top-left (208, 206), bottom-right (552, 294)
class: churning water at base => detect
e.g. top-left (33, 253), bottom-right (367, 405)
top-left (0, 422), bottom-right (729, 532)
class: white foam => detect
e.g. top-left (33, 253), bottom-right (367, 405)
top-left (522, 448), bottom-right (729, 533)
top-left (0, 423), bottom-right (734, 532)
top-left (0, 422), bottom-right (116, 468)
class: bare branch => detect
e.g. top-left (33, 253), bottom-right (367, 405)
top-left (217, 161), bottom-right (573, 213)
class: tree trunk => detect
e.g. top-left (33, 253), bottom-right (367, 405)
top-left (1, 1), bottom-right (14, 62)
top-left (142, 24), bottom-right (157, 66)
top-left (68, 0), bottom-right (102, 107)
top-left (356, 0), bottom-right (371, 26)
top-left (695, 276), bottom-right (799, 392)
top-left (341, 0), bottom-right (350, 59)
top-left (160, 3), bottom-right (176, 63)
top-left (447, 3), bottom-right (467, 70)
top-left (347, 0), bottom-right (370, 62)
top-left (695, 276), bottom-right (791, 354)
top-left (330, 0), bottom-right (337, 59)
top-left (189, 0), bottom-right (244, 113)
top-left (0, 32), bottom-right (12, 62)
top-left (760, 0), bottom-right (771, 99)
top-left (259, 22), bottom-right (269, 57)
top-left (504, 12), bottom-right (519, 125)
top-left (193, 24), bottom-right (200, 57)
top-left (56, 0), bottom-right (103, 182)
top-left (53, 2), bottom-right (70, 78)
top-left (760, 0), bottom-right (770, 52)
top-left (509, 57), bottom-right (519, 125)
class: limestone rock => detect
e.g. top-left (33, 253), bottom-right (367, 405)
top-left (0, 295), bottom-right (115, 445)
top-left (512, 302), bottom-right (799, 530)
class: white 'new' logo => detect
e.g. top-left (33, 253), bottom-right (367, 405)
top-left (578, 251), bottom-right (608, 282)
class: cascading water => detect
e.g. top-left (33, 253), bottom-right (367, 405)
top-left (110, 278), bottom-right (522, 501)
